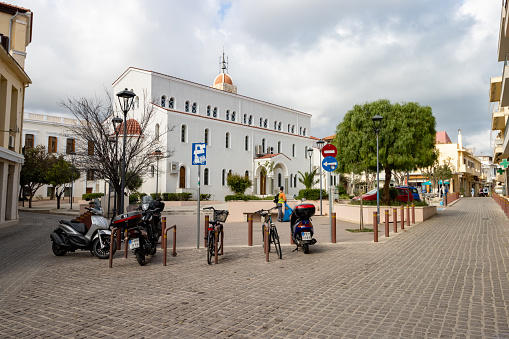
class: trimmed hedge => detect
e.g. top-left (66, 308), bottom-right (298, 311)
top-left (225, 194), bottom-right (263, 202)
top-left (160, 192), bottom-right (192, 201)
top-left (82, 193), bottom-right (104, 200)
top-left (296, 189), bottom-right (328, 201)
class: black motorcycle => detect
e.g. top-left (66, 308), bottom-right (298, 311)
top-left (112, 196), bottom-right (164, 266)
top-left (50, 199), bottom-right (117, 259)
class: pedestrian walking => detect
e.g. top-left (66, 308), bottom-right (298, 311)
top-left (276, 186), bottom-right (286, 222)
top-left (483, 186), bottom-right (489, 198)
top-left (471, 187), bottom-right (475, 197)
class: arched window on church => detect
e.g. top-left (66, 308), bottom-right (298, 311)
top-left (161, 95), bottom-right (166, 107)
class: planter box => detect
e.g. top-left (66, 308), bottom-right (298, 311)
top-left (334, 204), bottom-right (437, 225)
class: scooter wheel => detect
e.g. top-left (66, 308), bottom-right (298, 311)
top-left (92, 236), bottom-right (117, 259)
top-left (303, 243), bottom-right (310, 254)
top-left (51, 243), bottom-right (67, 256)
top-left (135, 249), bottom-right (146, 266)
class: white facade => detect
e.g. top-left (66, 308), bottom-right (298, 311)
top-left (112, 67), bottom-right (315, 200)
top-left (22, 112), bottom-right (98, 199)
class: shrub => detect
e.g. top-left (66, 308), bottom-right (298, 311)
top-left (82, 193), bottom-right (104, 200)
top-left (389, 187), bottom-right (398, 201)
top-left (159, 193), bottom-right (192, 201)
top-left (200, 194), bottom-right (211, 201)
top-left (129, 192), bottom-right (146, 204)
top-left (336, 185), bottom-right (347, 195)
top-left (226, 173), bottom-right (252, 195)
top-left (297, 189), bottom-right (328, 200)
top-left (225, 194), bottom-right (262, 201)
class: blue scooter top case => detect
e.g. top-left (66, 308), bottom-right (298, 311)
top-left (283, 203), bottom-right (293, 222)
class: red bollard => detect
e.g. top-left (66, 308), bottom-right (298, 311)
top-left (332, 212), bottom-right (337, 243)
top-left (161, 217), bottom-right (166, 249)
top-left (116, 228), bottom-right (121, 250)
top-left (204, 215), bottom-right (209, 247)
top-left (214, 228), bottom-right (219, 264)
top-left (400, 205), bottom-right (404, 230)
top-left (265, 224), bottom-right (270, 262)
top-left (124, 229), bottom-right (128, 258)
top-left (393, 208), bottom-right (397, 233)
top-left (406, 205), bottom-right (410, 227)
top-left (385, 210), bottom-right (389, 237)
top-left (109, 227), bottom-right (117, 268)
top-left (373, 212), bottom-right (378, 243)
top-left (411, 203), bottom-right (415, 224)
top-left (248, 214), bottom-right (253, 246)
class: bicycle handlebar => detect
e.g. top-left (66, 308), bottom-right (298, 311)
top-left (252, 206), bottom-right (278, 214)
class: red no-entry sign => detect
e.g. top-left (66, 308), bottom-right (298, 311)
top-left (321, 143), bottom-right (337, 158)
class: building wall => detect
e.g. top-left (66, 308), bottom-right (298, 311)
top-left (113, 67), bottom-right (315, 201)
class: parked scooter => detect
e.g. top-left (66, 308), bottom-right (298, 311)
top-left (50, 198), bottom-right (117, 259)
top-left (290, 203), bottom-right (317, 254)
top-left (139, 195), bottom-right (165, 243)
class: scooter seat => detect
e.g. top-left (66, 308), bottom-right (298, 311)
top-left (60, 220), bottom-right (87, 234)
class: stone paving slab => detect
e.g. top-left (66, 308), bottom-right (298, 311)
top-left (2, 198), bottom-right (509, 337)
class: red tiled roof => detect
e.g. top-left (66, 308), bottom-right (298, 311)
top-left (436, 131), bottom-right (451, 144)
top-left (256, 153), bottom-right (291, 161)
top-left (117, 119), bottom-right (142, 135)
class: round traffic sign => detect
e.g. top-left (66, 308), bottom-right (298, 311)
top-left (322, 156), bottom-right (338, 172)
top-left (321, 143), bottom-right (337, 158)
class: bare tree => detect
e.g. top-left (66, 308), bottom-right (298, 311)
top-left (60, 90), bottom-right (174, 211)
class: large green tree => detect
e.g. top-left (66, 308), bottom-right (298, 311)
top-left (46, 155), bottom-right (80, 209)
top-left (333, 99), bottom-right (437, 204)
top-left (20, 146), bottom-right (54, 208)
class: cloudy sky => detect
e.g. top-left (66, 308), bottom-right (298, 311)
top-left (13, 0), bottom-right (501, 155)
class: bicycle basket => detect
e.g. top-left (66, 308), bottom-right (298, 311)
top-left (214, 210), bottom-right (229, 222)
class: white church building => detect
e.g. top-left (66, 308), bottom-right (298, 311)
top-left (112, 59), bottom-right (315, 201)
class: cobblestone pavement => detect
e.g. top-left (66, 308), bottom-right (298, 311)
top-left (2, 198), bottom-right (509, 338)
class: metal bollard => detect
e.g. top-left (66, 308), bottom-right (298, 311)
top-left (204, 215), bottom-right (209, 247)
top-left (385, 210), bottom-right (389, 237)
top-left (411, 203), bottom-right (415, 224)
top-left (163, 224), bottom-right (177, 266)
top-left (332, 212), bottom-right (337, 243)
top-left (214, 227), bottom-right (219, 264)
top-left (373, 212), bottom-right (378, 242)
top-left (393, 208), bottom-right (397, 233)
top-left (116, 228), bottom-right (121, 250)
top-left (109, 227), bottom-right (118, 268)
top-left (248, 214), bottom-right (253, 246)
top-left (406, 205), bottom-right (410, 227)
top-left (400, 205), bottom-right (404, 230)
top-left (124, 229), bottom-right (128, 258)
top-left (265, 224), bottom-right (270, 262)
top-left (161, 217), bottom-right (166, 249)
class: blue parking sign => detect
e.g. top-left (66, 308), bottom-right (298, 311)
top-left (192, 143), bottom-right (206, 165)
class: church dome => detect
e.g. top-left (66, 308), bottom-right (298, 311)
top-left (214, 73), bottom-right (233, 86)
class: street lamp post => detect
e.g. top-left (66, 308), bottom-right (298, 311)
top-left (372, 114), bottom-right (383, 225)
top-left (307, 147), bottom-right (313, 174)
top-left (69, 151), bottom-right (76, 210)
top-left (116, 88), bottom-right (136, 214)
top-left (153, 149), bottom-right (163, 198)
top-left (111, 117), bottom-right (122, 216)
top-left (317, 139), bottom-right (325, 216)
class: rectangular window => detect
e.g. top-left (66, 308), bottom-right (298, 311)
top-left (66, 138), bottom-right (75, 154)
top-left (48, 136), bottom-right (57, 153)
top-left (87, 169), bottom-right (95, 181)
top-left (25, 134), bottom-right (34, 149)
top-left (88, 141), bottom-right (94, 156)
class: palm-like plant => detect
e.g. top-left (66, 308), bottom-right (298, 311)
top-left (298, 169), bottom-right (319, 189)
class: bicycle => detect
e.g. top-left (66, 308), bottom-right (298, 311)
top-left (254, 207), bottom-right (282, 259)
top-left (203, 206), bottom-right (229, 265)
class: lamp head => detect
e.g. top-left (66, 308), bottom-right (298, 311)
top-left (316, 139), bottom-right (325, 149)
top-left (116, 88), bottom-right (136, 114)
top-left (372, 114), bottom-right (383, 132)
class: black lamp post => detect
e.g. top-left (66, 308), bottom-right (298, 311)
top-left (111, 117), bottom-right (122, 216)
top-left (153, 149), bottom-right (163, 198)
top-left (307, 147), bottom-right (313, 174)
top-left (69, 151), bottom-right (76, 210)
top-left (372, 114), bottom-right (383, 224)
top-left (116, 88), bottom-right (136, 214)
top-left (316, 139), bottom-right (325, 216)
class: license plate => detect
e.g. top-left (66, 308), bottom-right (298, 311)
top-left (129, 238), bottom-right (140, 250)
top-left (302, 232), bottom-right (311, 241)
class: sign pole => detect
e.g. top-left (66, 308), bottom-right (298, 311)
top-left (197, 164), bottom-right (201, 249)
top-left (329, 171), bottom-right (332, 241)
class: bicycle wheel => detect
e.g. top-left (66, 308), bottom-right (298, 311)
top-left (271, 226), bottom-right (282, 259)
top-left (207, 233), bottom-right (214, 265)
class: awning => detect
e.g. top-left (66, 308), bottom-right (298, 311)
top-left (438, 180), bottom-right (450, 184)
top-left (422, 181), bottom-right (432, 185)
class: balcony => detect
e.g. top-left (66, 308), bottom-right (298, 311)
top-left (499, 2), bottom-right (509, 62)
top-left (492, 105), bottom-right (508, 131)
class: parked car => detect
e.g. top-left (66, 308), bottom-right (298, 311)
top-left (397, 186), bottom-right (421, 201)
top-left (352, 187), bottom-right (414, 203)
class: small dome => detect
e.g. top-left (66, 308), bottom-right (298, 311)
top-left (214, 73), bottom-right (233, 86)
top-left (117, 119), bottom-right (142, 135)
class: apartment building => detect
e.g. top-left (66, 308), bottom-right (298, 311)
top-left (0, 2), bottom-right (32, 225)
